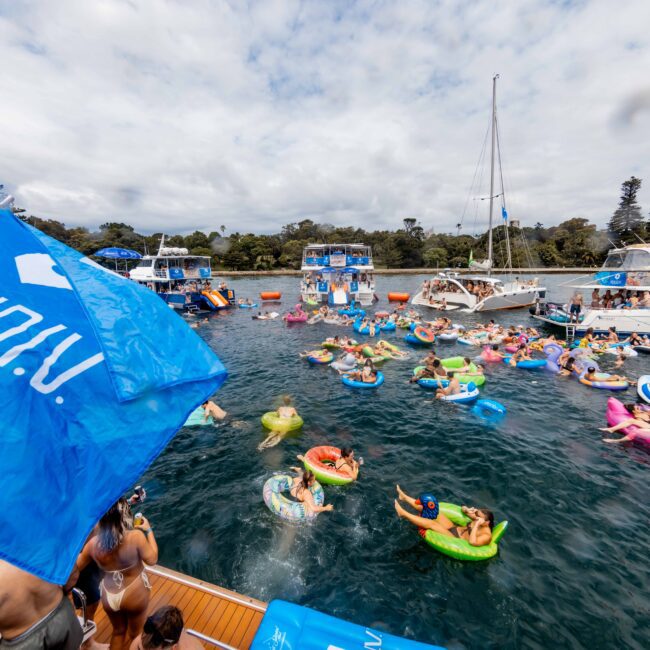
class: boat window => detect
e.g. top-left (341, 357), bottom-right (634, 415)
top-left (136, 259), bottom-right (153, 268)
top-left (621, 249), bottom-right (650, 270)
top-left (603, 253), bottom-right (624, 269)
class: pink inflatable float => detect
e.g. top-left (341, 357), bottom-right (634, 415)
top-left (284, 304), bottom-right (308, 323)
top-left (606, 398), bottom-right (650, 444)
top-left (481, 345), bottom-right (503, 363)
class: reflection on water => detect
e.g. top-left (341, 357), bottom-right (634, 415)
top-left (140, 274), bottom-right (650, 650)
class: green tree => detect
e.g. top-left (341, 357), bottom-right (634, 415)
top-left (608, 176), bottom-right (644, 242)
top-left (423, 247), bottom-right (447, 268)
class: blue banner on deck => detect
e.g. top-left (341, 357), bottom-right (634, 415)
top-left (0, 210), bottom-right (227, 583)
top-left (169, 267), bottom-right (184, 280)
top-left (594, 271), bottom-right (627, 287)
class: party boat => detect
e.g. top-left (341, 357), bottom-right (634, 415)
top-left (532, 243), bottom-right (650, 336)
top-left (129, 235), bottom-right (235, 311)
top-left (300, 243), bottom-right (376, 306)
top-left (411, 75), bottom-right (545, 312)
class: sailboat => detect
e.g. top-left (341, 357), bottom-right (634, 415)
top-left (412, 75), bottom-right (546, 312)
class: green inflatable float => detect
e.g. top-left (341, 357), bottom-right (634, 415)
top-left (440, 356), bottom-right (486, 386)
top-left (261, 412), bottom-right (304, 432)
top-left (421, 502), bottom-right (508, 561)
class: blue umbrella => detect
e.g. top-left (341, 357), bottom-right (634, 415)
top-left (94, 247), bottom-right (142, 260)
top-left (0, 209), bottom-right (227, 583)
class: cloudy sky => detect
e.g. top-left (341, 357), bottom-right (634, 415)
top-left (1, 0), bottom-right (650, 235)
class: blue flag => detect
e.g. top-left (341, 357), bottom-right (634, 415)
top-left (0, 210), bottom-right (227, 583)
top-left (502, 207), bottom-right (508, 221)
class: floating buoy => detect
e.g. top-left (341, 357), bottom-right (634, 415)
top-left (387, 292), bottom-right (410, 302)
top-left (260, 291), bottom-right (282, 300)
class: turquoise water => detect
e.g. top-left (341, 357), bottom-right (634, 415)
top-left (138, 274), bottom-right (650, 649)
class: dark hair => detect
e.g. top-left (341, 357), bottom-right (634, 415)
top-left (142, 606), bottom-right (183, 649)
top-left (492, 344), bottom-right (498, 351)
top-left (340, 447), bottom-right (353, 458)
top-left (464, 357), bottom-right (470, 364)
top-left (586, 328), bottom-right (594, 335)
top-left (587, 366), bottom-right (596, 373)
top-left (565, 358), bottom-right (575, 369)
top-left (447, 371), bottom-right (455, 378)
top-left (97, 499), bottom-right (129, 553)
top-left (201, 401), bottom-right (208, 407)
top-left (433, 359), bottom-right (441, 367)
top-left (301, 470), bottom-right (315, 489)
top-left (518, 343), bottom-right (526, 350)
top-left (480, 509), bottom-right (495, 530)
top-left (624, 403), bottom-right (638, 415)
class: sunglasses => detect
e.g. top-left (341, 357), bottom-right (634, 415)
top-left (143, 618), bottom-right (178, 647)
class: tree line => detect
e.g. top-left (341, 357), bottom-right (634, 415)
top-left (7, 176), bottom-right (649, 271)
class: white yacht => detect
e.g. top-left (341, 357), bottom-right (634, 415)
top-left (532, 243), bottom-right (650, 336)
top-left (130, 237), bottom-right (234, 311)
top-left (300, 243), bottom-right (376, 306)
top-left (412, 74), bottom-right (546, 313)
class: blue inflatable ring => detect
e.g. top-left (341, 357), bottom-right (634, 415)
top-left (341, 371), bottom-right (384, 389)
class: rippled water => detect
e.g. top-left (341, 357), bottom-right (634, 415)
top-left (137, 274), bottom-right (650, 650)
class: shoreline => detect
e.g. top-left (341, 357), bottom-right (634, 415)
top-left (214, 267), bottom-right (596, 277)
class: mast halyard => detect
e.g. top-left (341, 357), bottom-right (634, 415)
top-left (487, 73), bottom-right (498, 277)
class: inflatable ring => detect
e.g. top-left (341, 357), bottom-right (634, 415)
top-left (404, 334), bottom-right (432, 346)
top-left (308, 351), bottom-right (333, 364)
top-left (420, 502), bottom-right (508, 561)
top-left (472, 399), bottom-right (507, 422)
top-left (302, 446), bottom-right (355, 485)
top-left (438, 358), bottom-right (487, 386)
top-left (341, 372), bottom-right (384, 388)
top-left (439, 382), bottom-right (479, 404)
top-left (261, 412), bottom-right (304, 432)
top-left (638, 375), bottom-right (650, 403)
top-left (380, 321), bottom-right (396, 332)
top-left (579, 373), bottom-right (629, 391)
top-left (263, 474), bottom-right (324, 522)
top-left (437, 331), bottom-right (458, 342)
top-left (238, 303), bottom-right (259, 308)
top-left (414, 326), bottom-right (435, 344)
top-left (503, 357), bottom-right (547, 369)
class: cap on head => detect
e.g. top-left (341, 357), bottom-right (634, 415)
top-left (414, 493), bottom-right (439, 520)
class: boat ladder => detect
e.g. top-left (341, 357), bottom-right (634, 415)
top-left (566, 324), bottom-right (576, 344)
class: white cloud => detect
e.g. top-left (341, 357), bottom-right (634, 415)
top-left (1, 0), bottom-right (649, 235)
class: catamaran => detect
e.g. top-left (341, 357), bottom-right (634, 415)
top-left (300, 243), bottom-right (376, 306)
top-left (411, 75), bottom-right (546, 312)
top-left (130, 235), bottom-right (235, 311)
top-left (532, 243), bottom-right (650, 335)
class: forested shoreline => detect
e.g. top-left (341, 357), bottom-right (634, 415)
top-left (7, 176), bottom-right (648, 271)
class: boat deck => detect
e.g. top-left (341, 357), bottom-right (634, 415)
top-left (93, 565), bottom-right (266, 649)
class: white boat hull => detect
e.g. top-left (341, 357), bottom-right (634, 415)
top-left (412, 287), bottom-right (540, 312)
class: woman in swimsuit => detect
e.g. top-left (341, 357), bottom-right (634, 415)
top-left (258, 396), bottom-right (299, 450)
top-left (393, 486), bottom-right (493, 547)
top-left (290, 470), bottom-right (334, 515)
top-left (74, 499), bottom-right (158, 650)
top-left (599, 403), bottom-right (650, 443)
top-left (509, 344), bottom-right (531, 367)
top-left (334, 447), bottom-right (362, 480)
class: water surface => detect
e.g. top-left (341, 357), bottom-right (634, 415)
top-left (139, 274), bottom-right (650, 649)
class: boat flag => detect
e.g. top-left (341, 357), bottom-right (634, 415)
top-left (468, 250), bottom-right (473, 266)
top-left (502, 206), bottom-right (508, 221)
top-left (0, 209), bottom-right (227, 583)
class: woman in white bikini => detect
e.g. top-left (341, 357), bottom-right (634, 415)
top-left (74, 499), bottom-right (158, 650)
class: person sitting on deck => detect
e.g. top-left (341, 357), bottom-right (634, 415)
top-left (393, 486), bottom-right (493, 547)
top-left (0, 560), bottom-right (83, 650)
top-left (130, 606), bottom-right (202, 650)
top-left (201, 400), bottom-right (227, 422)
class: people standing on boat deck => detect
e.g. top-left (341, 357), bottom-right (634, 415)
top-left (129, 606), bottom-right (202, 650)
top-left (201, 400), bottom-right (226, 422)
top-left (218, 281), bottom-right (227, 291)
top-left (0, 560), bottom-right (83, 650)
top-left (68, 499), bottom-right (158, 650)
top-left (590, 289), bottom-right (601, 308)
top-left (569, 292), bottom-right (583, 322)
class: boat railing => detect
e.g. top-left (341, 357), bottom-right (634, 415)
top-left (154, 268), bottom-right (168, 279)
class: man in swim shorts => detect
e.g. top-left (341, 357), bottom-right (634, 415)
top-left (0, 560), bottom-right (83, 649)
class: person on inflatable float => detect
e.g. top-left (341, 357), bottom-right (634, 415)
top-left (435, 371), bottom-right (460, 399)
top-left (290, 470), bottom-right (334, 514)
top-left (509, 344), bottom-right (532, 367)
top-left (346, 360), bottom-right (377, 384)
top-left (599, 403), bottom-right (650, 443)
top-left (335, 447), bottom-right (363, 480)
top-left (258, 396), bottom-right (300, 450)
top-left (584, 366), bottom-right (634, 385)
top-left (394, 486), bottom-right (493, 547)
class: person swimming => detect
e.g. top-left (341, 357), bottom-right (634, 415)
top-left (290, 470), bottom-right (333, 514)
top-left (201, 400), bottom-right (226, 422)
top-left (394, 486), bottom-right (493, 547)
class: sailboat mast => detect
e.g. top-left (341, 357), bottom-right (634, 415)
top-left (487, 73), bottom-right (498, 277)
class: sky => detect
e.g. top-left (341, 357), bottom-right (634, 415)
top-left (1, 0), bottom-right (650, 236)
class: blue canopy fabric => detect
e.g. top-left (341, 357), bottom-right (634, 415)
top-left (0, 209), bottom-right (227, 583)
top-left (94, 247), bottom-right (142, 260)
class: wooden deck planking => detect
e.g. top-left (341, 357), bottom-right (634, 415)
top-left (92, 565), bottom-right (266, 648)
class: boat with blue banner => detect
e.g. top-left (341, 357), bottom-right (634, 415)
top-left (130, 235), bottom-right (235, 312)
top-left (532, 243), bottom-right (650, 335)
top-left (301, 243), bottom-right (376, 306)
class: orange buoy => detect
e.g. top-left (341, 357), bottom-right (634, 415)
top-left (260, 291), bottom-right (282, 300)
top-left (388, 292), bottom-right (410, 302)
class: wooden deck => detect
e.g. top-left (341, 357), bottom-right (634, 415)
top-left (93, 566), bottom-right (266, 649)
